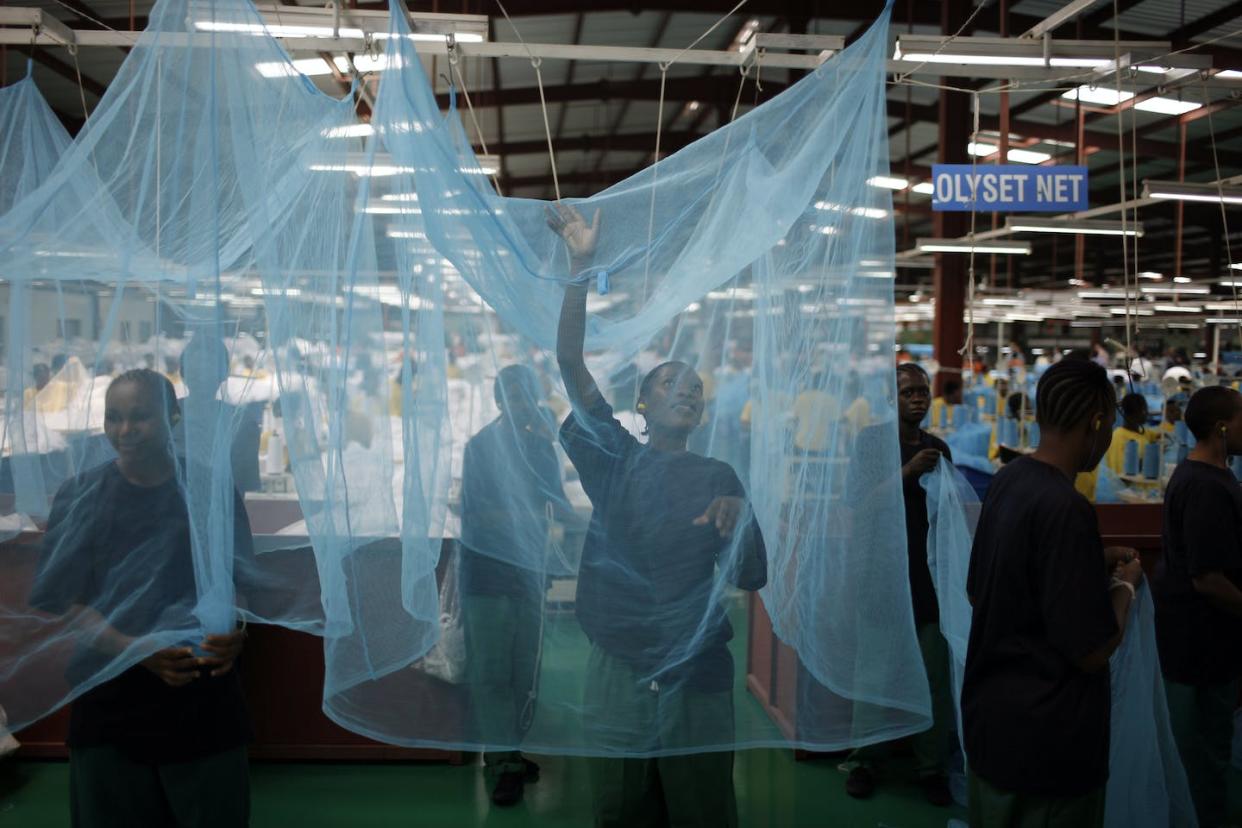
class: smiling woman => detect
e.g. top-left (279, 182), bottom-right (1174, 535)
top-left (28, 369), bottom-right (254, 825)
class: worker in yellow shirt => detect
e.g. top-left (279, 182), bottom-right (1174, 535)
top-left (929, 379), bottom-right (963, 430)
top-left (1160, 397), bottom-right (1183, 437)
top-left (1103, 393), bottom-right (1159, 476)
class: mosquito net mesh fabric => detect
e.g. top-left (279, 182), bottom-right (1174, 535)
top-left (0, 0), bottom-right (931, 757)
top-left (923, 460), bottom-right (1197, 825)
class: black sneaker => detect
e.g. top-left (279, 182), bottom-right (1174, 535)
top-left (844, 766), bottom-right (876, 799)
top-left (491, 770), bottom-right (525, 807)
top-left (521, 757), bottom-right (540, 783)
top-left (921, 774), bottom-right (953, 808)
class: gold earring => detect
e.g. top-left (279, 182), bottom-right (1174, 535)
top-left (637, 403), bottom-right (646, 411)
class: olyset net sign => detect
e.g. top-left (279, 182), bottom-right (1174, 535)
top-left (931, 164), bottom-right (1089, 212)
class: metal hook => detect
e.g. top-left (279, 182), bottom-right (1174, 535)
top-left (446, 32), bottom-right (459, 65)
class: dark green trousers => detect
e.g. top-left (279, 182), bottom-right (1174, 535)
top-left (583, 646), bottom-right (738, 828)
top-left (1164, 678), bottom-right (1239, 828)
top-left (461, 591), bottom-right (543, 782)
top-left (968, 771), bottom-right (1104, 828)
top-left (849, 622), bottom-right (954, 777)
top-left (69, 744), bottom-right (249, 828)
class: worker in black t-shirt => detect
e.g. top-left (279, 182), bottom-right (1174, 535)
top-left (459, 364), bottom-right (575, 807)
top-left (30, 369), bottom-right (251, 828)
top-left (963, 358), bottom-right (1142, 827)
top-left (1154, 385), bottom-right (1242, 827)
top-left (844, 362), bottom-right (954, 807)
top-left (550, 204), bottom-right (767, 828)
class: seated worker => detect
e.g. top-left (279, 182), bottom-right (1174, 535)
top-left (459, 365), bottom-right (576, 807)
top-left (993, 376), bottom-right (1010, 417)
top-left (551, 204), bottom-right (767, 828)
top-left (930, 379), bottom-right (963, 430)
top-left (845, 363), bottom-right (955, 807)
top-left (30, 369), bottom-right (252, 827)
top-left (175, 334), bottom-right (262, 493)
top-left (1153, 385), bottom-right (1242, 827)
top-left (1103, 393), bottom-right (1159, 476)
top-left (988, 392), bottom-right (1033, 460)
top-left (1161, 397), bottom-right (1183, 438)
top-left (963, 358), bottom-right (1142, 827)
top-left (22, 363), bottom-right (51, 405)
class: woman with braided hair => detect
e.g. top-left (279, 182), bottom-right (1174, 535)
top-left (962, 357), bottom-right (1143, 827)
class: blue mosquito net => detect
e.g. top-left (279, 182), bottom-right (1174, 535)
top-left (923, 459), bottom-right (1196, 826)
top-left (0, 0), bottom-right (933, 758)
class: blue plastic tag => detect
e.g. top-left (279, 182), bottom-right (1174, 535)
top-left (597, 271), bottom-right (610, 295)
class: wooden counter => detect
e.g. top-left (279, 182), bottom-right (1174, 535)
top-left (4, 509), bottom-right (464, 763)
top-left (746, 502), bottom-right (1164, 746)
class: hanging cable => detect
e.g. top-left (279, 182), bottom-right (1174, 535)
top-left (660, 0), bottom-right (752, 71)
top-left (957, 92), bottom-right (981, 367)
top-left (493, 1), bottom-right (561, 201)
top-left (1111, 0), bottom-right (1134, 378)
top-left (1202, 80), bottom-right (1241, 350)
top-left (69, 44), bottom-right (89, 120)
top-left (449, 45), bottom-right (503, 195)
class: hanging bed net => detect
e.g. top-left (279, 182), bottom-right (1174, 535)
top-left (0, 0), bottom-right (930, 758)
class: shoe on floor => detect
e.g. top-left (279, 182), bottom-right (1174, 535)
top-left (844, 765), bottom-right (876, 799)
top-left (921, 774), bottom-right (953, 808)
top-left (491, 770), bottom-right (525, 807)
top-left (521, 757), bottom-right (540, 783)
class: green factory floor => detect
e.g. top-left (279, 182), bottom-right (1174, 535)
top-left (8, 752), bottom-right (1242, 826)
top-left (3, 750), bottom-right (965, 827)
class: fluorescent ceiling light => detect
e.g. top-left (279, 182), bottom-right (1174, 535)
top-left (256, 58), bottom-right (334, 77)
top-left (981, 297), bottom-right (1023, 306)
top-left (387, 229), bottom-right (427, 239)
top-left (1139, 271), bottom-right (1162, 280)
top-left (1220, 281), bottom-right (1242, 287)
top-left (197, 20), bottom-right (485, 43)
top-left (1203, 302), bottom-right (1242, 311)
top-left (1173, 276), bottom-right (1191, 283)
top-left (1133, 97), bottom-right (1201, 115)
top-left (1231, 263), bottom-right (1242, 271)
top-left (1109, 307), bottom-right (1154, 316)
top-left (198, 20), bottom-right (365, 38)
top-left (1078, 290), bottom-right (1130, 299)
top-left (1005, 218), bottom-right (1143, 237)
top-left (363, 204), bottom-right (421, 214)
top-left (322, 123), bottom-right (375, 139)
top-left (868, 175), bottom-right (909, 190)
top-left (250, 287), bottom-right (302, 297)
top-left (892, 35), bottom-right (1121, 68)
top-left (310, 163), bottom-right (415, 177)
top-left (381, 192), bottom-right (419, 202)
top-left (967, 142), bottom-right (1052, 164)
top-left (911, 182), bottom-right (934, 195)
top-left (1062, 86), bottom-right (1134, 106)
top-left (1166, 323), bottom-right (1201, 329)
top-left (1153, 304), bottom-right (1202, 313)
top-left (814, 201), bottom-right (888, 219)
top-left (1143, 180), bottom-right (1242, 205)
top-left (916, 238), bottom-right (1031, 255)
top-left (1217, 70), bottom-right (1242, 80)
top-left (333, 54), bottom-right (404, 73)
top-left (1140, 285), bottom-right (1209, 295)
top-left (1207, 318), bottom-right (1242, 324)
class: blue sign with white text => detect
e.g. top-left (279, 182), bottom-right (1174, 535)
top-left (932, 164), bottom-right (1089, 212)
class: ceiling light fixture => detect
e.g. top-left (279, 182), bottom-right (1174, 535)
top-left (1005, 218), bottom-right (1143, 236)
top-left (916, 238), bottom-right (1031, 255)
top-left (1143, 180), bottom-right (1242, 205)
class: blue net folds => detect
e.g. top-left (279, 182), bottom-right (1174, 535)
top-left (923, 459), bottom-right (1194, 824)
top-left (0, 0), bottom-right (938, 759)
top-left (1106, 583), bottom-right (1198, 827)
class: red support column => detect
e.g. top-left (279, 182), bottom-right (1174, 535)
top-left (931, 0), bottom-right (971, 395)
